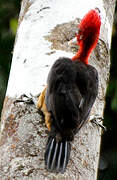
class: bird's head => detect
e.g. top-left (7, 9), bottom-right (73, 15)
top-left (72, 8), bottom-right (101, 64)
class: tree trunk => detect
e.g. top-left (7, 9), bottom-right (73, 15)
top-left (0, 0), bottom-right (116, 179)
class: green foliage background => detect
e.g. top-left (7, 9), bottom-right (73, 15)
top-left (0, 1), bottom-right (116, 179)
top-left (0, 0), bottom-right (20, 111)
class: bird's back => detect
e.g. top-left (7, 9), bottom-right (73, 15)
top-left (44, 57), bottom-right (81, 173)
top-left (73, 60), bottom-right (99, 128)
top-left (46, 57), bottom-right (82, 140)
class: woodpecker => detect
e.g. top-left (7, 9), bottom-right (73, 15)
top-left (37, 8), bottom-right (101, 173)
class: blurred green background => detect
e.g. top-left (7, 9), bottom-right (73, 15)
top-left (0, 0), bottom-right (20, 110)
top-left (0, 1), bottom-right (117, 179)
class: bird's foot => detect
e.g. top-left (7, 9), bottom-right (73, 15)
top-left (14, 93), bottom-right (39, 106)
top-left (14, 88), bottom-right (51, 131)
top-left (89, 114), bottom-right (106, 131)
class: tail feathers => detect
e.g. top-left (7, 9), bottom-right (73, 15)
top-left (45, 137), bottom-right (71, 173)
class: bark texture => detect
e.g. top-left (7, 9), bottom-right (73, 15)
top-left (0, 0), bottom-right (116, 179)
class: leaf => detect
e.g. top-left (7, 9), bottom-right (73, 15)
top-left (9, 18), bottom-right (18, 35)
top-left (111, 91), bottom-right (117, 111)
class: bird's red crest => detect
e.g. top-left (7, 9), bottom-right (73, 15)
top-left (72, 9), bottom-right (101, 64)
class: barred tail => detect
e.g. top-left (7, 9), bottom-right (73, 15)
top-left (45, 136), bottom-right (71, 173)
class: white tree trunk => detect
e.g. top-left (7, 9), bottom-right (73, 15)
top-left (0, 0), bottom-right (116, 179)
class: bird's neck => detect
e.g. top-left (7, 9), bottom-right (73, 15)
top-left (72, 45), bottom-right (93, 65)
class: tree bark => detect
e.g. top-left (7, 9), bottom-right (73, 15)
top-left (0, 0), bottom-right (116, 179)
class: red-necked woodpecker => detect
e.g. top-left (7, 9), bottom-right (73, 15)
top-left (37, 8), bottom-right (101, 173)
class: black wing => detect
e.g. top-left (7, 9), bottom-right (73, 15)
top-left (45, 57), bottom-right (83, 173)
top-left (44, 58), bottom-right (98, 173)
top-left (45, 57), bottom-right (82, 138)
top-left (73, 61), bottom-right (99, 129)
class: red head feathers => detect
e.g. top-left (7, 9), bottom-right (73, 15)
top-left (72, 8), bottom-right (101, 64)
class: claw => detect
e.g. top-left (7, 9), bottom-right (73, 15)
top-left (14, 94), bottom-right (37, 105)
top-left (90, 114), bottom-right (106, 131)
top-left (92, 119), bottom-right (106, 131)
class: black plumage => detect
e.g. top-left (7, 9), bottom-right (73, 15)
top-left (44, 57), bottom-right (98, 173)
